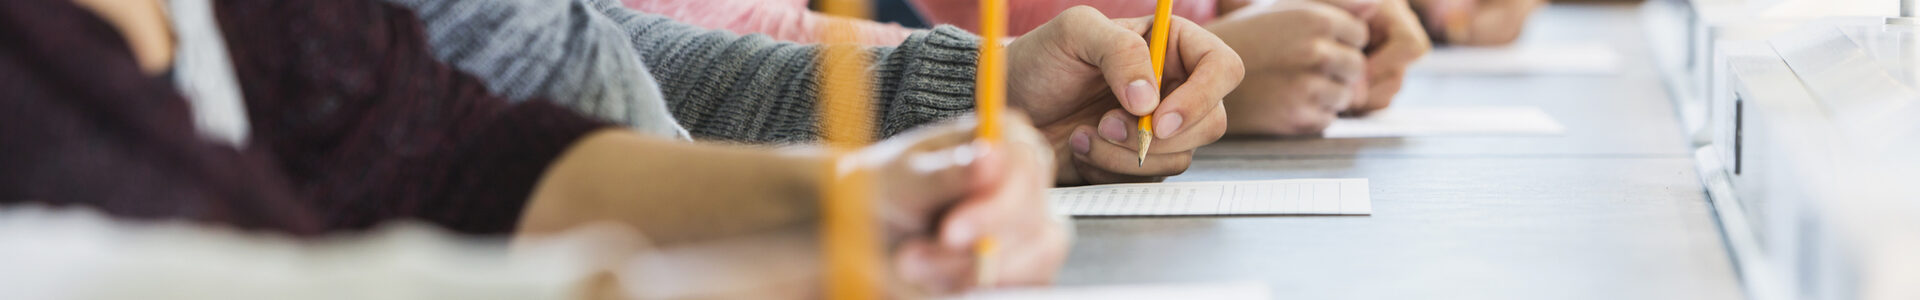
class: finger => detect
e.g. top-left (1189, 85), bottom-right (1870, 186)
top-left (1354, 71), bottom-right (1404, 113)
top-left (1373, 0), bottom-right (1433, 62)
top-left (1304, 75), bottom-right (1355, 112)
top-left (993, 218), bottom-right (1069, 287)
top-left (869, 118), bottom-right (993, 234)
top-left (1225, 74), bottom-right (1345, 136)
top-left (1061, 7), bottom-right (1162, 116)
top-left (1349, 66), bottom-right (1372, 111)
top-left (1157, 17), bottom-right (1240, 142)
top-left (1074, 150), bottom-right (1191, 184)
top-left (1071, 126), bottom-right (1197, 179)
top-left (894, 237), bottom-right (974, 294)
top-left (1090, 108), bottom-right (1222, 156)
top-left (1318, 41), bottom-right (1368, 86)
top-left (942, 116), bottom-right (1048, 249)
top-left (1419, 0), bottom-right (1475, 42)
top-left (1310, 3), bottom-right (1372, 49)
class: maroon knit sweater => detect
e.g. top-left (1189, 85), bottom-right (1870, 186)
top-left (0, 0), bottom-right (609, 236)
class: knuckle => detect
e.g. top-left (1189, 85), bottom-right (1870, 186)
top-left (1301, 12), bottom-right (1335, 33)
top-left (1065, 5), bottom-right (1097, 16)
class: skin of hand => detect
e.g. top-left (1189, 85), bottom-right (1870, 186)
top-left (880, 114), bottom-right (1070, 295)
top-left (520, 115), bottom-right (1068, 295)
top-left (1411, 0), bottom-right (1544, 46)
top-left (1219, 0), bottom-right (1428, 117)
top-left (1005, 6), bottom-right (1243, 185)
top-left (1352, 0), bottom-right (1430, 114)
top-left (1207, 0), bottom-right (1372, 136)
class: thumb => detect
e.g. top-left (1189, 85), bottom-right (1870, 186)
top-left (937, 140), bottom-right (1006, 249)
top-left (1065, 9), bottom-right (1162, 116)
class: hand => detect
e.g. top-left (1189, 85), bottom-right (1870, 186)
top-left (855, 114), bottom-right (1070, 295)
top-left (1209, 1), bottom-right (1371, 136)
top-left (1006, 6), bottom-right (1242, 185)
top-left (1330, 0), bottom-right (1431, 114)
top-left (1411, 0), bottom-right (1543, 46)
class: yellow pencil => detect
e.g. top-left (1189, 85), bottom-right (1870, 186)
top-left (974, 236), bottom-right (1001, 287)
top-left (974, 0), bottom-right (1007, 289)
top-left (977, 0), bottom-right (1005, 141)
top-left (818, 1), bottom-right (879, 299)
top-left (1141, 0), bottom-right (1174, 167)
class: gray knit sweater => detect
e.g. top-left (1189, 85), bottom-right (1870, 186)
top-left (386, 0), bottom-right (687, 139)
top-left (388, 0), bottom-right (980, 143)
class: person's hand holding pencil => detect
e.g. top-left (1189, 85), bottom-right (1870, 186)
top-left (852, 115), bottom-right (1067, 296)
top-left (1005, 6), bottom-right (1245, 185)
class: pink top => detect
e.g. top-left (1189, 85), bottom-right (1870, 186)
top-left (909, 0), bottom-right (1216, 36)
top-left (622, 0), bottom-right (1215, 46)
top-left (622, 0), bottom-right (915, 45)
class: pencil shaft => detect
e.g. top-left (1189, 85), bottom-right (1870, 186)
top-left (817, 0), bottom-right (879, 296)
top-left (977, 0), bottom-right (1006, 141)
top-left (1141, 0), bottom-right (1174, 166)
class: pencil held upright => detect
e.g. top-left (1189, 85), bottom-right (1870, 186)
top-left (817, 0), bottom-right (880, 297)
top-left (974, 0), bottom-right (1008, 290)
top-left (1137, 117), bottom-right (1151, 167)
top-left (1142, 0), bottom-right (1174, 167)
top-left (976, 0), bottom-right (1006, 142)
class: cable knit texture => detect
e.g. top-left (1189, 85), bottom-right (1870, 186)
top-left (383, 0), bottom-right (689, 139)
top-left (588, 0), bottom-right (980, 143)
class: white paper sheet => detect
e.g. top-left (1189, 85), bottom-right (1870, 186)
top-left (1410, 41), bottom-right (1622, 75)
top-left (1049, 179), bottom-right (1369, 217)
top-left (1323, 106), bottom-right (1565, 138)
top-left (952, 281), bottom-right (1270, 300)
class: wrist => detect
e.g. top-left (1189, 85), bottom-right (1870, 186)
top-left (773, 147), bottom-right (831, 212)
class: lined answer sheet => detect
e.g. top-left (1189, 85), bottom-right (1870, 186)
top-left (1049, 179), bottom-right (1370, 216)
top-left (952, 281), bottom-right (1270, 300)
top-left (1323, 106), bottom-right (1566, 138)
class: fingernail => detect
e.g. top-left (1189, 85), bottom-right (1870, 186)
top-left (1154, 113), bottom-right (1183, 139)
top-left (1098, 115), bottom-right (1129, 142)
top-left (1069, 130), bottom-right (1092, 155)
top-left (1124, 80), bottom-right (1157, 114)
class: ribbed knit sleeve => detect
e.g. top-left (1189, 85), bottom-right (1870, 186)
top-left (588, 0), bottom-right (980, 143)
top-left (384, 0), bottom-right (689, 139)
top-left (214, 0), bottom-right (610, 234)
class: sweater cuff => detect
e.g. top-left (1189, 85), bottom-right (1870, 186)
top-left (871, 25), bottom-right (981, 139)
top-left (438, 101), bottom-right (611, 234)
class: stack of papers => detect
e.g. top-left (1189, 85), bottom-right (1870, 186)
top-left (1048, 179), bottom-right (1370, 217)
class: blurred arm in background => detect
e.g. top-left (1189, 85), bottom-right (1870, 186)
top-left (1410, 0), bottom-right (1547, 45)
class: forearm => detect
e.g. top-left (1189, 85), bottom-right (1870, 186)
top-left (520, 129), bottom-right (827, 245)
top-left (588, 0), bottom-right (979, 143)
top-left (621, 0), bottom-right (912, 45)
